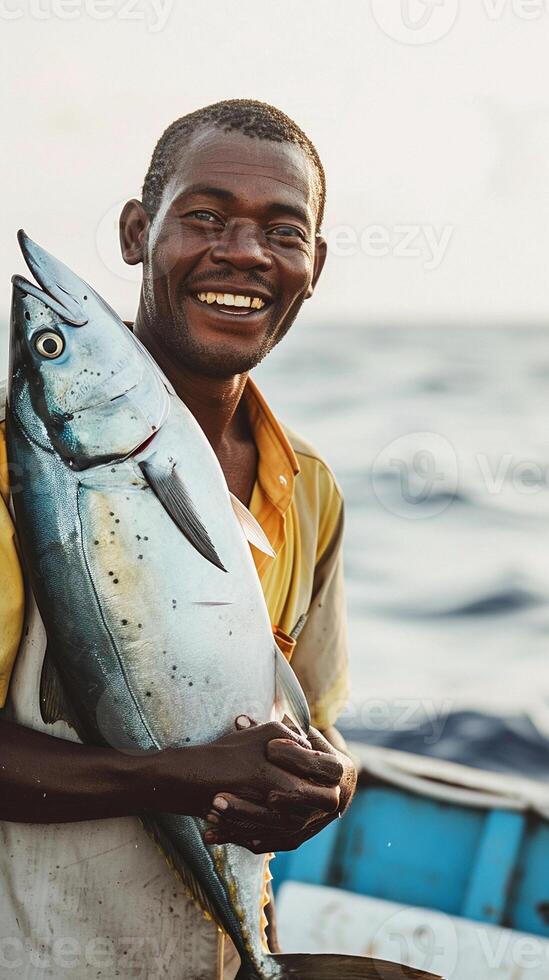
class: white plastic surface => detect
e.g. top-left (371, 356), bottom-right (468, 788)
top-left (277, 882), bottom-right (549, 979)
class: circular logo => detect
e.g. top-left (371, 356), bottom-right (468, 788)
top-left (371, 0), bottom-right (459, 45)
top-left (371, 431), bottom-right (459, 520)
top-left (369, 905), bottom-right (458, 978)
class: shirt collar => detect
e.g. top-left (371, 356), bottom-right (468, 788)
top-left (244, 376), bottom-right (299, 516)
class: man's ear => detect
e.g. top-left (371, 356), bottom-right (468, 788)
top-left (119, 199), bottom-right (149, 266)
top-left (305, 234), bottom-right (328, 299)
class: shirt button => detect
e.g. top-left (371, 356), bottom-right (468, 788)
top-left (279, 474), bottom-right (288, 487)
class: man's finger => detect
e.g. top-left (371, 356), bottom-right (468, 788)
top-left (267, 782), bottom-right (340, 815)
top-left (208, 793), bottom-right (304, 831)
top-left (204, 805), bottom-right (335, 851)
top-left (204, 824), bottom-right (311, 852)
top-left (306, 726), bottom-right (337, 755)
top-left (234, 716), bottom-right (310, 750)
top-left (282, 718), bottom-right (313, 749)
top-left (235, 714), bottom-right (257, 730)
top-left (269, 723), bottom-right (311, 750)
top-left (266, 739), bottom-right (344, 785)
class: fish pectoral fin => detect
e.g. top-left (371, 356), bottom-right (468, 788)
top-left (229, 492), bottom-right (276, 558)
top-left (275, 644), bottom-right (311, 737)
top-left (139, 456), bottom-right (227, 572)
top-left (39, 647), bottom-right (78, 731)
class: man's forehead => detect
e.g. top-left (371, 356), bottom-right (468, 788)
top-left (164, 126), bottom-right (317, 219)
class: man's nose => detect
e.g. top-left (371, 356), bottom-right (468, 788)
top-left (210, 219), bottom-right (273, 271)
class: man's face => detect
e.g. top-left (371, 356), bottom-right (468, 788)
top-left (127, 126), bottom-right (326, 378)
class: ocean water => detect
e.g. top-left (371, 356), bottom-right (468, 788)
top-left (3, 322), bottom-right (549, 778)
top-left (254, 323), bottom-right (549, 779)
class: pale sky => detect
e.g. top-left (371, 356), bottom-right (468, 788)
top-left (2, 0), bottom-right (549, 340)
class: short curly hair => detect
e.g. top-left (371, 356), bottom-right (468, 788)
top-left (142, 99), bottom-right (326, 230)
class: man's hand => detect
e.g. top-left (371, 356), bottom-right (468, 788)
top-left (202, 716), bottom-right (357, 854)
top-left (150, 715), bottom-right (332, 817)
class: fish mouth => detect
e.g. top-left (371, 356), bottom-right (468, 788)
top-left (13, 230), bottom-right (122, 329)
top-left (12, 273), bottom-right (88, 327)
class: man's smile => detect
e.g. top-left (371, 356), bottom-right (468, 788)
top-left (188, 286), bottom-right (272, 318)
top-left (197, 291), bottom-right (265, 311)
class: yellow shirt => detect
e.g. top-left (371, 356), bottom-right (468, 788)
top-left (0, 419), bottom-right (25, 705)
top-left (0, 377), bottom-right (348, 729)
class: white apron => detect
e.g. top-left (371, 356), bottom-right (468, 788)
top-left (0, 588), bottom-right (236, 980)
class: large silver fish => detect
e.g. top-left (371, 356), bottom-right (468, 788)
top-left (6, 231), bottom-right (441, 980)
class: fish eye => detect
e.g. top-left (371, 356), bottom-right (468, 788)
top-left (34, 331), bottom-right (65, 359)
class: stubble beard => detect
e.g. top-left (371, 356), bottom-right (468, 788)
top-left (144, 276), bottom-right (298, 379)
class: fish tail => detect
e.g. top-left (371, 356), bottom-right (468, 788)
top-left (236, 952), bottom-right (443, 979)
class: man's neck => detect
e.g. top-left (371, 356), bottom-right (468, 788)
top-left (133, 313), bottom-right (249, 452)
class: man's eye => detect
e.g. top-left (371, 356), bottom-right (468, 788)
top-left (189, 210), bottom-right (223, 224)
top-left (268, 225), bottom-right (306, 241)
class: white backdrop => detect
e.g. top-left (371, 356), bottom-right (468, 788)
top-left (1, 0), bottom-right (549, 346)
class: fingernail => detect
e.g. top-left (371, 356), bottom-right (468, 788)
top-left (207, 812), bottom-right (220, 824)
top-left (236, 715), bottom-right (251, 729)
top-left (204, 831), bottom-right (216, 843)
top-left (213, 795), bottom-right (228, 811)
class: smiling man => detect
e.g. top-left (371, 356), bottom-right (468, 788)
top-left (0, 100), bottom-right (355, 980)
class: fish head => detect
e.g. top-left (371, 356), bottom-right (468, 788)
top-left (9, 231), bottom-right (170, 469)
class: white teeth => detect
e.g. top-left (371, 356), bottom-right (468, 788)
top-left (195, 292), bottom-right (266, 309)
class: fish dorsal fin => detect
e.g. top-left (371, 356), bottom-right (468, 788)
top-left (275, 644), bottom-right (310, 737)
top-left (139, 455), bottom-right (226, 573)
top-left (39, 647), bottom-right (78, 731)
top-left (229, 492), bottom-right (275, 558)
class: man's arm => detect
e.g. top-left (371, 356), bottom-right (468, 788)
top-left (0, 715), bottom-right (345, 830)
top-left (0, 717), bottom-right (158, 823)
